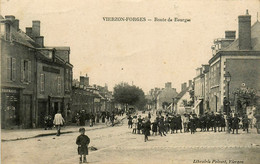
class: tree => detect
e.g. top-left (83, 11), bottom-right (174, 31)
top-left (113, 82), bottom-right (146, 111)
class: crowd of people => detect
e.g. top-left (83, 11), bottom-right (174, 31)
top-left (127, 111), bottom-right (251, 142)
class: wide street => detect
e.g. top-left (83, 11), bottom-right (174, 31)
top-left (2, 115), bottom-right (260, 164)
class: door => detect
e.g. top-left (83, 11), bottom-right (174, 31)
top-left (23, 95), bottom-right (32, 128)
top-left (38, 101), bottom-right (47, 128)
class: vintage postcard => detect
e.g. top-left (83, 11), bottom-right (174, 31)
top-left (1, 0), bottom-right (260, 164)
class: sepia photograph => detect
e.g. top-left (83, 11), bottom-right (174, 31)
top-left (1, 0), bottom-right (260, 163)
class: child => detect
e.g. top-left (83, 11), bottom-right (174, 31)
top-left (132, 116), bottom-right (138, 134)
top-left (76, 128), bottom-right (90, 163)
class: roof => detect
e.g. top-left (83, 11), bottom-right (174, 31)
top-left (176, 87), bottom-right (190, 102)
top-left (223, 21), bottom-right (260, 51)
top-left (45, 46), bottom-right (70, 51)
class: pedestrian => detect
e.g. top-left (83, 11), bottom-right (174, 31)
top-left (137, 115), bottom-right (143, 134)
top-left (128, 115), bottom-right (133, 128)
top-left (158, 116), bottom-right (166, 136)
top-left (152, 119), bottom-right (158, 135)
top-left (53, 110), bottom-right (65, 136)
top-left (132, 116), bottom-right (138, 134)
top-left (232, 113), bottom-right (240, 134)
top-left (76, 128), bottom-right (90, 163)
top-left (190, 114), bottom-right (196, 134)
top-left (242, 114), bottom-right (249, 133)
top-left (143, 117), bottom-right (151, 142)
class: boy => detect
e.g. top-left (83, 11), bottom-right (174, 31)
top-left (76, 128), bottom-right (90, 163)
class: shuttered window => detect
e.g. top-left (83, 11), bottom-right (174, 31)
top-left (21, 60), bottom-right (24, 82)
top-left (11, 58), bottom-right (16, 81)
top-left (28, 61), bottom-right (31, 82)
top-left (7, 57), bottom-right (11, 80)
top-left (40, 74), bottom-right (45, 92)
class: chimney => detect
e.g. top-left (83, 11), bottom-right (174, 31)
top-left (35, 36), bottom-right (44, 47)
top-left (32, 20), bottom-right (40, 37)
top-left (12, 19), bottom-right (19, 31)
top-left (238, 10), bottom-right (251, 50)
top-left (181, 82), bottom-right (187, 91)
top-left (225, 31), bottom-right (236, 39)
top-left (189, 80), bottom-right (192, 87)
top-left (5, 15), bottom-right (15, 21)
top-left (26, 27), bottom-right (33, 37)
top-left (165, 82), bottom-right (172, 89)
top-left (80, 75), bottom-right (89, 87)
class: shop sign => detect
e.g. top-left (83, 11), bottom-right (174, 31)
top-left (2, 89), bottom-right (17, 93)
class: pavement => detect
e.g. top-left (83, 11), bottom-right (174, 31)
top-left (2, 114), bottom-right (260, 164)
top-left (1, 115), bottom-right (126, 142)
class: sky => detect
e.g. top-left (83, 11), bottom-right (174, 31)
top-left (1, 0), bottom-right (260, 93)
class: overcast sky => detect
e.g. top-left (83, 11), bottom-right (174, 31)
top-left (1, 0), bottom-right (260, 93)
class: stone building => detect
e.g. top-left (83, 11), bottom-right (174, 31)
top-left (1, 15), bottom-right (73, 128)
top-left (156, 82), bottom-right (178, 111)
top-left (208, 10), bottom-right (260, 113)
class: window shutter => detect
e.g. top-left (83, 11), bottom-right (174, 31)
top-left (12, 58), bottom-right (16, 81)
top-left (7, 57), bottom-right (11, 80)
top-left (28, 61), bottom-right (31, 82)
top-left (21, 60), bottom-right (24, 82)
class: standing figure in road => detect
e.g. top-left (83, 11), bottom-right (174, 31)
top-left (53, 110), bottom-right (65, 136)
top-left (232, 113), bottom-right (240, 134)
top-left (190, 114), bottom-right (196, 134)
top-left (152, 119), bottom-right (158, 135)
top-left (143, 117), bottom-right (151, 142)
top-left (242, 114), bottom-right (249, 133)
top-left (132, 116), bottom-right (138, 134)
top-left (177, 114), bottom-right (183, 133)
top-left (137, 115), bottom-right (143, 134)
top-left (220, 113), bottom-right (226, 132)
top-left (158, 116), bottom-right (166, 136)
top-left (148, 112), bottom-right (151, 120)
top-left (128, 115), bottom-right (133, 128)
top-left (76, 128), bottom-right (90, 163)
top-left (183, 114), bottom-right (189, 133)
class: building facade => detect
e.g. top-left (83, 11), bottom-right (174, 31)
top-left (208, 10), bottom-right (260, 114)
top-left (1, 15), bottom-right (73, 128)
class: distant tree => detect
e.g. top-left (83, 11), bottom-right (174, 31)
top-left (113, 82), bottom-right (146, 111)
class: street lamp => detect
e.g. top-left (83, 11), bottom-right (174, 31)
top-left (224, 72), bottom-right (231, 133)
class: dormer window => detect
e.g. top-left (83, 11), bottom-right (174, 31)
top-left (48, 51), bottom-right (53, 59)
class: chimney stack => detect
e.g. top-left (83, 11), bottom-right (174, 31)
top-left (181, 82), bottom-right (187, 91)
top-left (225, 31), bottom-right (236, 39)
top-left (80, 75), bottom-right (89, 87)
top-left (188, 80), bottom-right (192, 87)
top-left (165, 82), bottom-right (172, 89)
top-left (238, 10), bottom-right (251, 50)
top-left (13, 19), bottom-right (19, 31)
top-left (26, 27), bottom-right (33, 37)
top-left (35, 36), bottom-right (44, 47)
top-left (32, 20), bottom-right (40, 37)
top-left (5, 15), bottom-right (15, 21)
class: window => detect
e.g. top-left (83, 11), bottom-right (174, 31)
top-left (65, 69), bottom-right (69, 90)
top-left (40, 74), bottom-right (45, 92)
top-left (21, 60), bottom-right (31, 83)
top-left (57, 76), bottom-right (61, 94)
top-left (7, 57), bottom-right (16, 81)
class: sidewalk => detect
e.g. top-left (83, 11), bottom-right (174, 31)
top-left (1, 115), bottom-right (126, 142)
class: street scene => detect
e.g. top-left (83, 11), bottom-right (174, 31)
top-left (1, 0), bottom-right (260, 164)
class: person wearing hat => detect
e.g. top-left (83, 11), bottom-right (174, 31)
top-left (232, 113), bottom-right (240, 134)
top-left (242, 114), bottom-right (249, 133)
top-left (53, 110), bottom-right (65, 136)
top-left (132, 116), bottom-right (138, 134)
top-left (137, 115), bottom-right (143, 134)
top-left (76, 128), bottom-right (90, 163)
top-left (152, 118), bottom-right (158, 135)
top-left (143, 117), bottom-right (151, 142)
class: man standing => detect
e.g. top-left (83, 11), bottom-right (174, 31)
top-left (53, 110), bottom-right (65, 136)
top-left (232, 113), bottom-right (240, 134)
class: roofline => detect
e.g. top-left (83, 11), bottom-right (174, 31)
top-left (209, 50), bottom-right (260, 64)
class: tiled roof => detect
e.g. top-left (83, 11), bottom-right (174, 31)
top-left (223, 21), bottom-right (260, 51)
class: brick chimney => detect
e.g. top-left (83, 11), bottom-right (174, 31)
top-left (225, 31), bottom-right (236, 39)
top-left (238, 10), bottom-right (251, 50)
top-left (32, 20), bottom-right (40, 37)
top-left (188, 80), bottom-right (192, 87)
top-left (35, 36), bottom-right (44, 47)
top-left (165, 82), bottom-right (172, 89)
top-left (80, 75), bottom-right (89, 87)
top-left (181, 82), bottom-right (187, 91)
top-left (26, 27), bottom-right (33, 37)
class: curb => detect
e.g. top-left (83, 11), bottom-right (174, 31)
top-left (2, 116), bottom-right (127, 142)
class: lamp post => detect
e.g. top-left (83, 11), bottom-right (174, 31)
top-left (224, 72), bottom-right (231, 133)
